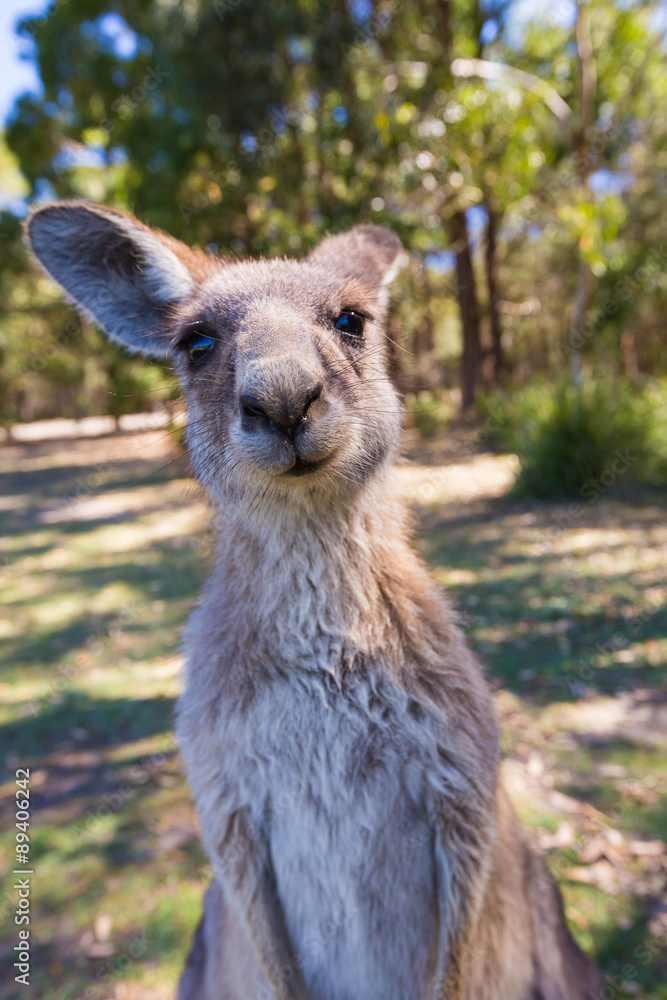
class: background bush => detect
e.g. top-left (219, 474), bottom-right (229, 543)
top-left (481, 377), bottom-right (667, 499)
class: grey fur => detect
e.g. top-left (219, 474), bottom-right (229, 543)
top-left (26, 202), bottom-right (194, 356)
top-left (25, 202), bottom-right (603, 1000)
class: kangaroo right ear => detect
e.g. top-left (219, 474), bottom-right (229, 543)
top-left (307, 225), bottom-right (406, 290)
top-left (26, 201), bottom-right (205, 358)
top-left (307, 224), bottom-right (407, 315)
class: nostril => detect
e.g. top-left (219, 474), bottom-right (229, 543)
top-left (240, 394), bottom-right (268, 420)
top-left (304, 381), bottom-right (323, 412)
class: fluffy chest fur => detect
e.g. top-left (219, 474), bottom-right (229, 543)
top-left (176, 505), bottom-right (498, 1000)
top-left (178, 662), bottom-right (443, 1000)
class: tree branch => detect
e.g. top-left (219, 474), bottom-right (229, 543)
top-left (450, 57), bottom-right (571, 123)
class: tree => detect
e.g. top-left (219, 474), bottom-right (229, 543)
top-left (1, 0), bottom-right (665, 423)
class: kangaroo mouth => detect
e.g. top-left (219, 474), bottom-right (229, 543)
top-left (284, 455), bottom-right (330, 477)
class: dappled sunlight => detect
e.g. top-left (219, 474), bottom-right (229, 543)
top-left (400, 452), bottom-right (667, 711)
top-left (1, 0), bottom-right (665, 988)
top-left (39, 479), bottom-right (200, 525)
top-left (396, 452), bottom-right (519, 506)
top-left (395, 440), bottom-right (667, 974)
top-left (0, 428), bottom-right (209, 1000)
top-left (541, 692), bottom-right (667, 750)
top-left (1, 430), bottom-right (665, 997)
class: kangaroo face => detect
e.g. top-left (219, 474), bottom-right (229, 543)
top-left (171, 257), bottom-right (403, 502)
top-left (26, 203), bottom-right (405, 507)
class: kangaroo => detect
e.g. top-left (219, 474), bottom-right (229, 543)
top-left (27, 201), bottom-right (603, 1000)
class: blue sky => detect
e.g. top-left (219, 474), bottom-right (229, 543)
top-left (0, 0), bottom-right (50, 125)
top-left (0, 0), bottom-right (145, 126)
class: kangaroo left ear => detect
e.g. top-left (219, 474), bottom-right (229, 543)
top-left (26, 201), bottom-right (208, 358)
top-left (307, 225), bottom-right (406, 304)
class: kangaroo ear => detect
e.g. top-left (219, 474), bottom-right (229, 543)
top-left (307, 225), bottom-right (406, 296)
top-left (26, 201), bottom-right (204, 358)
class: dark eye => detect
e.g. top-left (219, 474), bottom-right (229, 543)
top-left (334, 311), bottom-right (365, 338)
top-left (184, 328), bottom-right (216, 364)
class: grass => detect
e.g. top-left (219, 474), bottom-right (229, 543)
top-left (1, 425), bottom-right (666, 999)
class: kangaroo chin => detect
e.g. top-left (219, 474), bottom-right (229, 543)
top-left (26, 201), bottom-right (603, 1000)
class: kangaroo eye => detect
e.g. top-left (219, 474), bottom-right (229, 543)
top-left (185, 329), bottom-right (216, 364)
top-left (334, 311), bottom-right (365, 338)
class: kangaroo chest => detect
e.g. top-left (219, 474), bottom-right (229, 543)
top-left (179, 668), bottom-right (440, 1000)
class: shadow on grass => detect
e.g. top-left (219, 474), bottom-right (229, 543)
top-left (1, 435), bottom-right (665, 998)
top-left (0, 692), bottom-right (176, 765)
top-left (417, 495), bottom-right (667, 703)
top-left (0, 913), bottom-right (199, 1000)
top-left (0, 450), bottom-right (187, 498)
top-left (559, 739), bottom-right (667, 842)
top-left (0, 451), bottom-right (191, 532)
top-left (592, 899), bottom-right (667, 995)
top-left (1, 539), bottom-right (203, 678)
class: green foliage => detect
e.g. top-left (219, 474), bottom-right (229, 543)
top-left (482, 377), bottom-right (667, 498)
top-left (0, 0), bottom-right (666, 421)
top-left (405, 389), bottom-right (454, 437)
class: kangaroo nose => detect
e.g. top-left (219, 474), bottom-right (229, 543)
top-left (240, 381), bottom-right (323, 436)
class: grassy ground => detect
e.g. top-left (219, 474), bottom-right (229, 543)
top-left (0, 424), bottom-right (665, 999)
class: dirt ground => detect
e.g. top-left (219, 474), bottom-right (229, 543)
top-left (0, 424), bottom-right (665, 999)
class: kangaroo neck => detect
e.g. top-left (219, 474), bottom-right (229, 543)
top-left (207, 471), bottom-right (425, 666)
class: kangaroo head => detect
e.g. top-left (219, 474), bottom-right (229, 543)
top-left (27, 202), bottom-right (405, 509)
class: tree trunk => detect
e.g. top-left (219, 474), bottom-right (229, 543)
top-left (438, 0), bottom-right (483, 410)
top-left (620, 332), bottom-right (639, 381)
top-left (484, 202), bottom-right (504, 381)
top-left (410, 268), bottom-right (439, 392)
top-left (436, 0), bottom-right (452, 67)
top-left (450, 209), bottom-right (482, 412)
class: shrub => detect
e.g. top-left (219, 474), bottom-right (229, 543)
top-left (404, 389), bottom-right (454, 437)
top-left (480, 377), bottom-right (667, 499)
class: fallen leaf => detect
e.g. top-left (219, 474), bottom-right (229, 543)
top-left (564, 860), bottom-right (619, 892)
top-left (539, 821), bottom-right (575, 851)
top-left (627, 839), bottom-right (664, 857)
top-left (94, 913), bottom-right (113, 942)
top-left (578, 835), bottom-right (624, 865)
